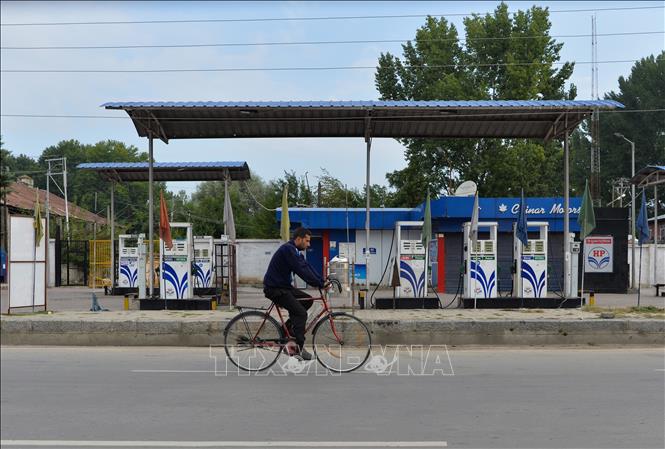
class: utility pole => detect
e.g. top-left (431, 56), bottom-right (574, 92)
top-left (45, 158), bottom-right (70, 239)
top-left (590, 14), bottom-right (602, 207)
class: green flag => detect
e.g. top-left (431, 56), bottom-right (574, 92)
top-left (33, 191), bottom-right (43, 246)
top-left (421, 189), bottom-right (431, 247)
top-left (280, 185), bottom-right (290, 241)
top-left (577, 180), bottom-right (596, 239)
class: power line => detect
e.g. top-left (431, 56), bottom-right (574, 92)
top-left (2, 109), bottom-right (664, 121)
top-left (1, 5), bottom-right (662, 27)
top-left (0, 59), bottom-right (640, 73)
top-left (2, 31), bottom-right (662, 51)
top-left (241, 181), bottom-right (278, 212)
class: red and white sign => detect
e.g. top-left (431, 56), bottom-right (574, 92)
top-left (584, 236), bottom-right (613, 273)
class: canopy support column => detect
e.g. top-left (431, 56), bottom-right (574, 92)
top-left (563, 120), bottom-right (571, 298)
top-left (110, 182), bottom-right (115, 294)
top-left (148, 135), bottom-right (154, 298)
top-left (364, 115), bottom-right (372, 297)
top-left (654, 186), bottom-right (659, 285)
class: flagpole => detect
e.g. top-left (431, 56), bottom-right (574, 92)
top-left (474, 249), bottom-right (477, 309)
top-left (638, 243), bottom-right (643, 307)
top-left (580, 239), bottom-right (585, 306)
top-left (635, 189), bottom-right (649, 308)
top-left (32, 228), bottom-right (37, 313)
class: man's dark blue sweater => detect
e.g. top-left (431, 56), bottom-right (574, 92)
top-left (263, 240), bottom-right (325, 289)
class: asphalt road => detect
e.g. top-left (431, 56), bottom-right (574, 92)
top-left (1, 347), bottom-right (663, 449)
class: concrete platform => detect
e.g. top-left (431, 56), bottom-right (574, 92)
top-left (1, 308), bottom-right (663, 347)
top-left (2, 285), bottom-right (663, 347)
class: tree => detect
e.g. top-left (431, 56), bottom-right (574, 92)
top-left (34, 139), bottom-right (161, 236)
top-left (0, 137), bottom-right (13, 251)
top-left (596, 52), bottom-right (665, 204)
top-left (188, 175), bottom-right (280, 239)
top-left (375, 3), bottom-right (576, 204)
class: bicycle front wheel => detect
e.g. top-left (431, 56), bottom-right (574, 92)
top-left (224, 311), bottom-right (284, 372)
top-left (312, 312), bottom-right (371, 373)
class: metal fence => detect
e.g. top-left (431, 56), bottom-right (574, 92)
top-left (88, 240), bottom-right (112, 288)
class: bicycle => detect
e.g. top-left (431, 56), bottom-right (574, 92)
top-left (223, 279), bottom-right (372, 373)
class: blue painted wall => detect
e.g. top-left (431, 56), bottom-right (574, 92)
top-left (279, 197), bottom-right (583, 233)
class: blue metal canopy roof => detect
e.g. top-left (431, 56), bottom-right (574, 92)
top-left (77, 161), bottom-right (250, 182)
top-left (102, 99), bottom-right (624, 143)
top-left (102, 100), bottom-right (622, 109)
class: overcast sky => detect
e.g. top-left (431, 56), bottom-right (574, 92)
top-left (1, 1), bottom-right (663, 195)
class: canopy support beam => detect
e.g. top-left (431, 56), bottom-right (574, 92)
top-left (364, 114), bottom-right (372, 294)
top-left (563, 118), bottom-right (571, 298)
top-left (148, 135), bottom-right (155, 298)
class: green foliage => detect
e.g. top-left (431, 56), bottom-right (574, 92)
top-left (185, 169), bottom-right (399, 238)
top-left (597, 52), bottom-right (665, 203)
top-left (0, 137), bottom-right (12, 199)
top-left (375, 2), bottom-right (577, 202)
top-left (187, 174), bottom-right (284, 239)
top-left (1, 139), bottom-right (162, 238)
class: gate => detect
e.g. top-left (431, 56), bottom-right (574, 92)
top-left (56, 239), bottom-right (89, 286)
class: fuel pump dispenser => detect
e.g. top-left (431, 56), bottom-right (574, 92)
top-left (193, 235), bottom-right (214, 295)
top-left (513, 222), bottom-right (548, 298)
top-left (117, 234), bottom-right (145, 293)
top-left (159, 223), bottom-right (193, 300)
top-left (395, 221), bottom-right (427, 298)
top-left (463, 222), bottom-right (498, 299)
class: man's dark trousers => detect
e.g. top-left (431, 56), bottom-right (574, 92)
top-left (264, 287), bottom-right (314, 348)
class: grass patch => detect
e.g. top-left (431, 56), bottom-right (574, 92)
top-left (518, 309), bottom-right (544, 313)
top-left (582, 305), bottom-right (665, 318)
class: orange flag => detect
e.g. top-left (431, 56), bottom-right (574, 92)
top-left (159, 191), bottom-right (173, 250)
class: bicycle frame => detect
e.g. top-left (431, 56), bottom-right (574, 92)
top-left (244, 288), bottom-right (343, 348)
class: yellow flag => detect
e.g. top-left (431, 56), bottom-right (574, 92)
top-left (34, 191), bottom-right (43, 246)
top-left (280, 185), bottom-right (290, 241)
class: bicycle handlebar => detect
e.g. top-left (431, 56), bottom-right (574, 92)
top-left (321, 277), bottom-right (343, 294)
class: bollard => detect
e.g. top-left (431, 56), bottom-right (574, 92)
top-left (358, 290), bottom-right (366, 310)
top-left (589, 290), bottom-right (596, 306)
top-left (123, 295), bottom-right (129, 310)
top-left (211, 299), bottom-right (217, 310)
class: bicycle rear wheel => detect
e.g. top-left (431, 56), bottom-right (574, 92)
top-left (224, 311), bottom-right (284, 372)
top-left (312, 312), bottom-right (371, 373)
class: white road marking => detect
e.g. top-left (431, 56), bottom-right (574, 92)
top-left (130, 369), bottom-right (380, 375)
top-left (654, 369), bottom-right (665, 371)
top-left (0, 440), bottom-right (447, 447)
top-left (132, 370), bottom-right (216, 373)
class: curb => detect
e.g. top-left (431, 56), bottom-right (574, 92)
top-left (2, 318), bottom-right (664, 346)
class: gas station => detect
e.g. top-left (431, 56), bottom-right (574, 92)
top-left (280, 195), bottom-right (583, 308)
top-left (94, 99), bottom-right (623, 309)
top-left (78, 161), bottom-right (250, 309)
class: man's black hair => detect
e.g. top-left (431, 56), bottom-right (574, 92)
top-left (292, 227), bottom-right (312, 239)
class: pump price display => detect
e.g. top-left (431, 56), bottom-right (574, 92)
top-left (164, 256), bottom-right (188, 262)
top-left (584, 236), bottom-right (613, 273)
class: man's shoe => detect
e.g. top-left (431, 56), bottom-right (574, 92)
top-left (298, 347), bottom-right (313, 361)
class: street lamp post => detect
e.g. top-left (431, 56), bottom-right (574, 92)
top-left (614, 133), bottom-right (636, 290)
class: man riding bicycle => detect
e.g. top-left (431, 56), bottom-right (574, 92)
top-left (263, 227), bottom-right (330, 361)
